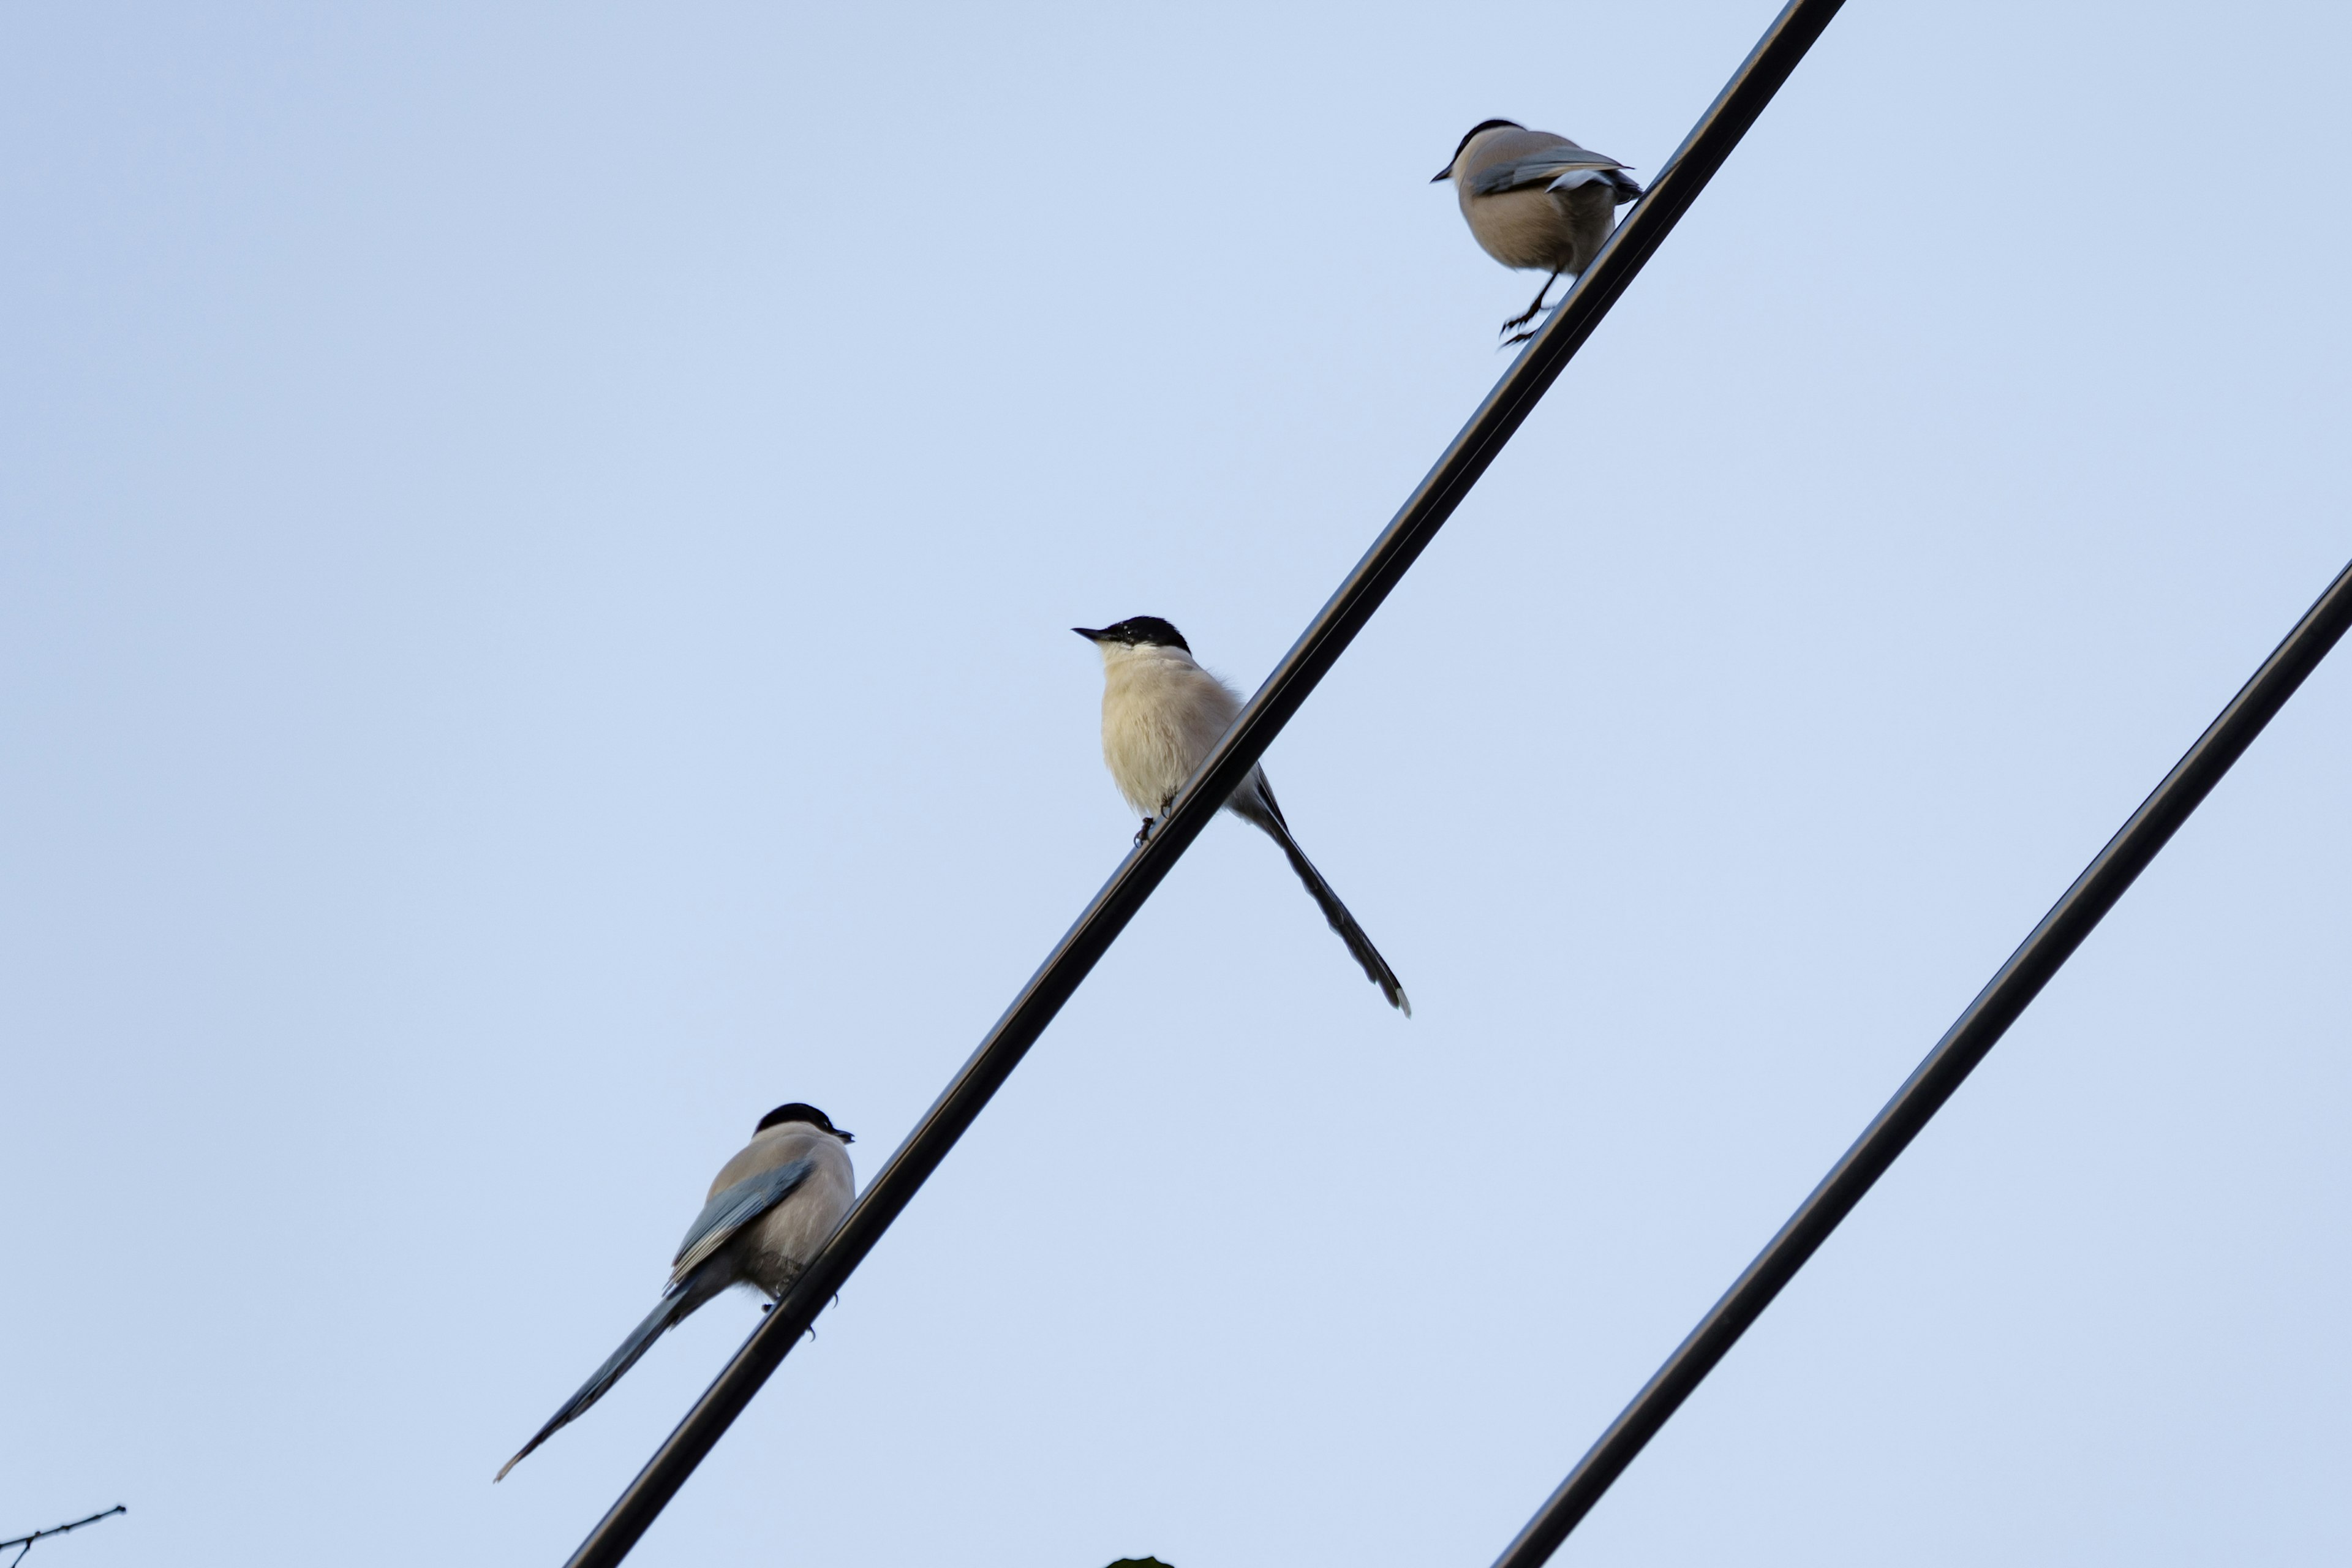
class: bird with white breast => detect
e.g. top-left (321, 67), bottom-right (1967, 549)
top-left (1433, 118), bottom-right (1645, 343)
top-left (496, 1102), bottom-right (856, 1480)
top-left (1074, 616), bottom-right (1409, 1016)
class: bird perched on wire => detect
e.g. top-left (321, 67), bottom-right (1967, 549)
top-left (1074, 617), bottom-right (1409, 1015)
top-left (496, 1103), bottom-right (856, 1480)
top-left (1433, 118), bottom-right (1644, 343)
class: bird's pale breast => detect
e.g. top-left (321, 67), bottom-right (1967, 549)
top-left (1101, 653), bottom-right (1240, 817)
top-left (1462, 186), bottom-right (1582, 271)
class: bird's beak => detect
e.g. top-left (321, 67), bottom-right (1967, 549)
top-left (1430, 166), bottom-right (1453, 183)
top-left (835, 1129), bottom-right (854, 1144)
top-left (1072, 626), bottom-right (1107, 641)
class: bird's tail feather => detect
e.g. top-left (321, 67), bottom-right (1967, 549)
top-left (1237, 784), bottom-right (1410, 1016)
top-left (496, 1287), bottom-right (695, 1481)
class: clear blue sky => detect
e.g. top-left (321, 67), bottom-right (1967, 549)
top-left (4, 2), bottom-right (2347, 1565)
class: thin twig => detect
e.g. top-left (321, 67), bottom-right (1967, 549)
top-left (0, 1506), bottom-right (126, 1566)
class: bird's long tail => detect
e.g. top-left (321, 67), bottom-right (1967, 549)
top-left (1234, 781), bottom-right (1410, 1016)
top-left (496, 1286), bottom-right (696, 1481)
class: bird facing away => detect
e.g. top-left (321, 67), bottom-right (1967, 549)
top-left (1074, 617), bottom-right (1409, 1016)
top-left (495, 1102), bottom-right (856, 1481)
top-left (1433, 118), bottom-right (1644, 343)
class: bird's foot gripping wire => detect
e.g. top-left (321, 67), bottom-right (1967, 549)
top-left (1498, 270), bottom-right (1564, 344)
top-left (759, 1302), bottom-right (817, 1341)
top-left (1501, 303), bottom-right (1560, 346)
top-left (1134, 817), bottom-right (1155, 845)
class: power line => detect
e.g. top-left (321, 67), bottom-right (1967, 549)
top-left (1488, 559), bottom-right (2352, 1568)
top-left (557, 1), bottom-right (1850, 1560)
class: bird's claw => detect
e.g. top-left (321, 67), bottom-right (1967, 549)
top-left (1134, 818), bottom-right (1155, 846)
top-left (1498, 305), bottom-right (1558, 341)
top-left (1498, 271), bottom-right (1565, 338)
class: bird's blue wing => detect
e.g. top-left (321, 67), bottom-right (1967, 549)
top-left (495, 1152), bottom-right (822, 1482)
top-left (669, 1156), bottom-right (814, 1286)
top-left (1471, 148), bottom-right (1635, 197)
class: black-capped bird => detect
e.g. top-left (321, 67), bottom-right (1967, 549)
top-left (1433, 118), bottom-right (1644, 342)
top-left (1074, 617), bottom-right (1408, 1016)
top-left (496, 1103), bottom-right (856, 1480)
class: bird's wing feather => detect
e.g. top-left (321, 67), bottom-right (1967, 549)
top-left (1470, 148), bottom-right (1634, 197)
top-left (669, 1157), bottom-right (814, 1286)
top-left (1548, 168), bottom-right (1645, 203)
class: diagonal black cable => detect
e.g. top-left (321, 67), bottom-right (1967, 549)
top-left (1489, 553), bottom-right (2352, 1568)
top-left (559, 1), bottom-right (1849, 1561)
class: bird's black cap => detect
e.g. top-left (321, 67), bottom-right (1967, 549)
top-left (1072, 616), bottom-right (1189, 653)
top-left (1434, 118), bottom-right (1524, 180)
top-left (755, 1102), bottom-right (853, 1142)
